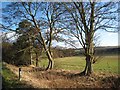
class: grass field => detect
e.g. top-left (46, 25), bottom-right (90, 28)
top-left (39, 55), bottom-right (118, 74)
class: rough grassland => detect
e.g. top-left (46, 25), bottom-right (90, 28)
top-left (38, 55), bottom-right (118, 73)
top-left (53, 55), bottom-right (118, 74)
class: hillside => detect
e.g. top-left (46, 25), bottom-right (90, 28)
top-left (74, 46), bottom-right (119, 56)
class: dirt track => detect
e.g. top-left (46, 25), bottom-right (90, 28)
top-left (5, 63), bottom-right (120, 88)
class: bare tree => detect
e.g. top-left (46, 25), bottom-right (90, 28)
top-left (1, 2), bottom-right (65, 70)
top-left (63, 2), bottom-right (118, 75)
top-left (39, 2), bottom-right (66, 70)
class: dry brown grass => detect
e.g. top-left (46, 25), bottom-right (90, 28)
top-left (5, 63), bottom-right (120, 88)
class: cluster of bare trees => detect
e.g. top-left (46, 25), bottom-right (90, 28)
top-left (1, 2), bottom-right (118, 75)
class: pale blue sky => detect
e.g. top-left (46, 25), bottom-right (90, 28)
top-left (1, 2), bottom-right (119, 48)
top-left (97, 31), bottom-right (118, 46)
top-left (53, 32), bottom-right (118, 48)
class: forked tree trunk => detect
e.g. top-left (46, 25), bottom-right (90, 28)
top-left (45, 50), bottom-right (54, 70)
top-left (80, 39), bottom-right (94, 75)
top-left (82, 31), bottom-right (94, 75)
top-left (31, 15), bottom-right (54, 71)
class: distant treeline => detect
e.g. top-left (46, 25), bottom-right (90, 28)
top-left (2, 41), bottom-right (119, 66)
top-left (52, 46), bottom-right (119, 58)
top-left (77, 46), bottom-right (119, 56)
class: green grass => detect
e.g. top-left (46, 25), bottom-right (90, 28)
top-left (54, 56), bottom-right (86, 71)
top-left (93, 56), bottom-right (118, 73)
top-left (53, 56), bottom-right (118, 74)
top-left (38, 58), bottom-right (49, 68)
top-left (31, 55), bottom-right (118, 74)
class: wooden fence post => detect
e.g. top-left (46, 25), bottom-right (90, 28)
top-left (19, 67), bottom-right (22, 81)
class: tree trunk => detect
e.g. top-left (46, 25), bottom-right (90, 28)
top-left (80, 58), bottom-right (88, 75)
top-left (29, 36), bottom-right (33, 65)
top-left (81, 55), bottom-right (93, 76)
top-left (45, 59), bottom-right (51, 70)
top-left (31, 15), bottom-right (54, 70)
top-left (50, 59), bottom-right (54, 69)
top-left (35, 52), bottom-right (38, 67)
top-left (86, 55), bottom-right (92, 75)
top-left (29, 49), bottom-right (31, 65)
top-left (45, 50), bottom-right (54, 70)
